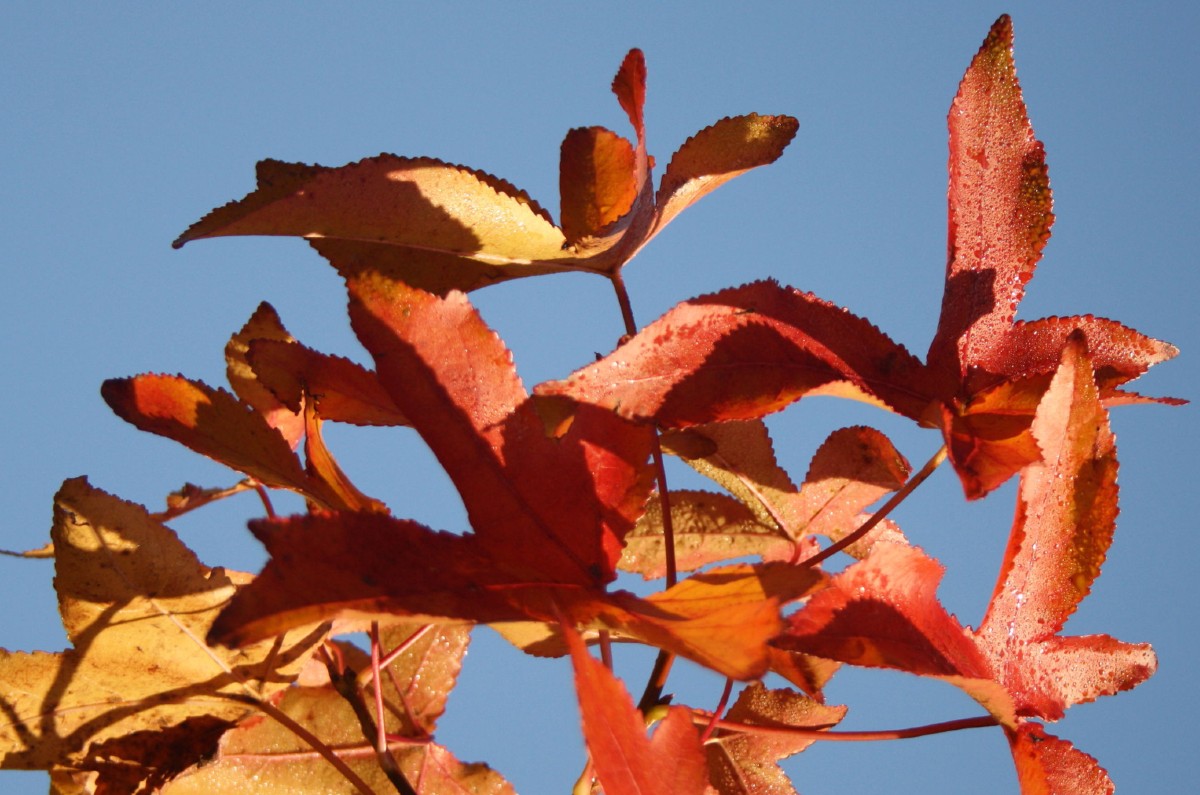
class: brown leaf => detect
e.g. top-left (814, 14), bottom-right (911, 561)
top-left (619, 490), bottom-right (796, 579)
top-left (163, 683), bottom-right (515, 795)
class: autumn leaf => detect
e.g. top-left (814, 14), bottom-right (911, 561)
top-left (162, 655), bottom-right (515, 795)
top-left (623, 424), bottom-right (910, 578)
top-left (773, 337), bottom-right (1154, 791)
top-left (0, 478), bottom-right (325, 780)
top-left (225, 302), bottom-right (306, 449)
top-left (206, 276), bottom-right (802, 680)
top-left (565, 623), bottom-right (709, 795)
top-left (173, 50), bottom-right (797, 293)
top-left (538, 16), bottom-right (1179, 499)
top-left (704, 683), bottom-right (846, 795)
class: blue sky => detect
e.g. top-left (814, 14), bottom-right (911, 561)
top-left (2, 3), bottom-right (1195, 793)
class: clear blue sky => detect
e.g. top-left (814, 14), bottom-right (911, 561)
top-left (2, 3), bottom-right (1195, 793)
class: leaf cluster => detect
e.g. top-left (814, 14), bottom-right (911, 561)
top-left (1, 15), bottom-right (1180, 795)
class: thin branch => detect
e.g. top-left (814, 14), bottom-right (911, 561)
top-left (697, 713), bottom-right (999, 742)
top-left (323, 652), bottom-right (419, 795)
top-left (802, 444), bottom-right (947, 569)
top-left (223, 693), bottom-right (379, 795)
top-left (699, 678), bottom-right (734, 743)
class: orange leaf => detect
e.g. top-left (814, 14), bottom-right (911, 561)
top-left (225, 302), bottom-right (305, 448)
top-left (925, 14), bottom-right (1053, 378)
top-left (565, 623), bottom-right (708, 795)
top-left (176, 50), bottom-right (797, 290)
top-left (100, 374), bottom-right (339, 507)
top-left (247, 338), bottom-right (409, 426)
top-left (1007, 723), bottom-right (1113, 795)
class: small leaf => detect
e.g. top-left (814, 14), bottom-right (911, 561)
top-left (565, 623), bottom-right (708, 795)
top-left (100, 374), bottom-right (339, 507)
top-left (1007, 723), bottom-right (1113, 795)
top-left (225, 302), bottom-right (305, 448)
top-left (705, 683), bottom-right (846, 795)
top-left (247, 338), bottom-right (409, 426)
top-left (559, 126), bottom-right (638, 243)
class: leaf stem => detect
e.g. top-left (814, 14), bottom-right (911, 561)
top-left (802, 444), bottom-right (947, 568)
top-left (223, 693), bottom-right (379, 795)
top-left (323, 647), bottom-right (419, 795)
top-left (610, 270), bottom-right (683, 715)
top-left (696, 712), bottom-right (998, 742)
top-left (699, 678), bottom-right (734, 743)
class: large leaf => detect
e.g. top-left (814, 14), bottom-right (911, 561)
top-left (347, 272), bottom-right (653, 584)
top-left (0, 479), bottom-right (324, 775)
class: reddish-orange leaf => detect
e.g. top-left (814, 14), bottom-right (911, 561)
top-left (565, 623), bottom-right (708, 795)
top-left (1007, 723), bottom-right (1113, 795)
top-left (925, 14), bottom-right (1053, 378)
top-left (247, 338), bottom-right (409, 426)
top-left (973, 335), bottom-right (1155, 719)
top-left (559, 126), bottom-right (638, 243)
top-left (536, 280), bottom-right (931, 427)
top-left (225, 302), bottom-right (305, 448)
top-left (939, 375), bottom-right (1047, 500)
top-left (348, 272), bottom-right (652, 585)
top-left (100, 374), bottom-right (339, 507)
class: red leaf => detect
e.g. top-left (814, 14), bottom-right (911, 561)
top-left (347, 273), bottom-right (653, 584)
top-left (1007, 723), bottom-right (1113, 795)
top-left (565, 623), bottom-right (708, 795)
top-left (536, 280), bottom-right (930, 426)
top-left (925, 15), bottom-right (1053, 378)
top-left (559, 126), bottom-right (638, 243)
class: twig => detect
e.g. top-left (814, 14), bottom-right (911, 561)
top-left (802, 444), bottom-right (947, 568)
top-left (697, 712), bottom-right (998, 742)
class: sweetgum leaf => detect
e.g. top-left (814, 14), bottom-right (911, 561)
top-left (0, 479), bottom-right (324, 772)
top-left (705, 683), bottom-right (846, 795)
